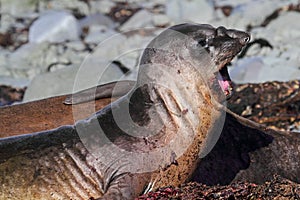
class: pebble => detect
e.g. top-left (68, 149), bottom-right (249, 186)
top-left (119, 9), bottom-right (154, 31)
top-left (79, 13), bottom-right (116, 29)
top-left (84, 25), bottom-right (118, 44)
top-left (0, 14), bottom-right (17, 33)
top-left (29, 11), bottom-right (80, 43)
top-left (152, 14), bottom-right (170, 27)
top-left (90, 0), bottom-right (116, 14)
top-left (65, 41), bottom-right (86, 52)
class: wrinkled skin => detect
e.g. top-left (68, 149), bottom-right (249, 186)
top-left (0, 23), bottom-right (249, 200)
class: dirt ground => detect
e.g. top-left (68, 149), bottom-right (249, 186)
top-left (137, 175), bottom-right (300, 200)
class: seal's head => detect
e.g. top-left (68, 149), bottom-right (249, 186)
top-left (169, 23), bottom-right (250, 98)
top-left (140, 23), bottom-right (250, 99)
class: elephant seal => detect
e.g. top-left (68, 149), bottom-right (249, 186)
top-left (0, 23), bottom-right (249, 199)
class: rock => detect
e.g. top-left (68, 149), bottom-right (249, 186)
top-left (140, 0), bottom-right (167, 10)
top-left (90, 0), bottom-right (116, 14)
top-left (0, 0), bottom-right (38, 18)
top-left (7, 43), bottom-right (52, 79)
top-left (29, 11), bottom-right (80, 43)
top-left (0, 14), bottom-right (16, 33)
top-left (0, 67), bottom-right (10, 77)
top-left (78, 14), bottom-right (118, 44)
top-left (6, 42), bottom-right (89, 79)
top-left (91, 32), bottom-right (128, 61)
top-left (152, 14), bottom-right (170, 27)
top-left (230, 57), bottom-right (265, 83)
top-left (166, 0), bottom-right (214, 24)
top-left (230, 57), bottom-right (300, 83)
top-left (237, 1), bottom-right (286, 26)
top-left (0, 50), bottom-right (10, 75)
top-left (84, 25), bottom-right (118, 44)
top-left (65, 41), bottom-right (86, 52)
top-left (0, 76), bottom-right (29, 88)
top-left (39, 0), bottom-right (90, 16)
top-left (91, 30), bottom-right (155, 74)
top-left (78, 14), bottom-right (116, 29)
top-left (60, 46), bottom-right (89, 67)
top-left (23, 60), bottom-right (124, 102)
top-left (119, 9), bottom-right (153, 32)
top-left (214, 0), bottom-right (251, 7)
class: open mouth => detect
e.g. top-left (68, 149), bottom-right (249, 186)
top-left (211, 64), bottom-right (233, 99)
top-left (216, 64), bottom-right (233, 99)
top-left (208, 47), bottom-right (242, 99)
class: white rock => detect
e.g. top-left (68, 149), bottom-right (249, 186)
top-left (117, 33), bottom-right (155, 70)
top-left (90, 0), bottom-right (116, 14)
top-left (61, 47), bottom-right (88, 66)
top-left (0, 0), bottom-right (38, 18)
top-left (119, 9), bottom-right (153, 32)
top-left (0, 14), bottom-right (16, 32)
top-left (0, 49), bottom-right (10, 69)
top-left (166, 0), bottom-right (214, 24)
top-left (0, 76), bottom-right (30, 87)
top-left (92, 30), bottom-right (155, 72)
top-left (65, 41), bottom-right (86, 51)
top-left (92, 33), bottom-right (128, 61)
top-left (84, 25), bottom-right (118, 44)
top-left (214, 0), bottom-right (251, 7)
top-left (230, 56), bottom-right (300, 83)
top-left (0, 67), bottom-right (10, 77)
top-left (230, 57), bottom-right (265, 83)
top-left (79, 13), bottom-right (116, 29)
top-left (40, 0), bottom-right (90, 16)
top-left (6, 42), bottom-right (87, 79)
top-left (23, 60), bottom-right (124, 102)
top-left (140, 0), bottom-right (167, 9)
top-left (29, 11), bottom-right (80, 43)
top-left (8, 43), bottom-right (52, 78)
top-left (152, 14), bottom-right (170, 27)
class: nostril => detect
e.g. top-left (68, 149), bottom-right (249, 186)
top-left (241, 36), bottom-right (250, 45)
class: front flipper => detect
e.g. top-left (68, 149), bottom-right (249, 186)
top-left (64, 80), bottom-right (136, 105)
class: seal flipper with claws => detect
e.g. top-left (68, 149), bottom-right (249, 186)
top-left (0, 23), bottom-right (249, 199)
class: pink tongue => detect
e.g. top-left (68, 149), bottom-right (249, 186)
top-left (216, 73), bottom-right (230, 92)
top-left (218, 79), bottom-right (230, 91)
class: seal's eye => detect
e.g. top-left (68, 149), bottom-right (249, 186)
top-left (198, 39), bottom-right (207, 47)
